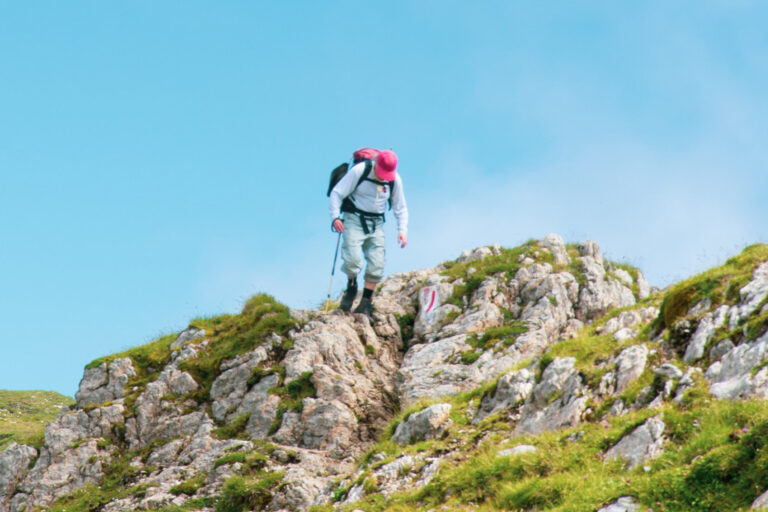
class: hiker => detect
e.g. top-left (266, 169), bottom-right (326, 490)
top-left (329, 149), bottom-right (408, 318)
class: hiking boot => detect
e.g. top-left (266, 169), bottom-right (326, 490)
top-left (339, 282), bottom-right (358, 312)
top-left (353, 297), bottom-right (374, 320)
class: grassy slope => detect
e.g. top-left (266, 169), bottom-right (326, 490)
top-left (312, 243), bottom-right (768, 512)
top-left (0, 390), bottom-right (74, 450)
top-left (20, 243), bottom-right (768, 512)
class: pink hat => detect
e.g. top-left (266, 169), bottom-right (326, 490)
top-left (376, 150), bottom-right (398, 181)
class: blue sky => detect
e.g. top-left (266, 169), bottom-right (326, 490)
top-left (1, 1), bottom-right (766, 397)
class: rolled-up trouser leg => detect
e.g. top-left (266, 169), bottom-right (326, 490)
top-left (362, 219), bottom-right (386, 283)
top-left (340, 214), bottom-right (365, 279)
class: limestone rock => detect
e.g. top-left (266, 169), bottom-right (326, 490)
top-left (210, 347), bottom-right (270, 422)
top-left (615, 345), bottom-right (648, 394)
top-left (170, 327), bottom-right (206, 349)
top-left (605, 416), bottom-right (665, 470)
top-left (474, 369), bottom-right (535, 423)
top-left (730, 261), bottom-right (768, 329)
top-left (75, 358), bottom-right (136, 408)
top-left (0, 444), bottom-right (37, 505)
top-left (597, 496), bottom-right (641, 512)
top-left (392, 403), bottom-right (452, 445)
top-left (497, 444), bottom-right (536, 457)
top-left (413, 277), bottom-right (456, 339)
top-left (654, 363), bottom-right (683, 380)
top-left (579, 240), bottom-right (603, 263)
top-left (707, 332), bottom-right (768, 399)
top-left (540, 233), bottom-right (570, 265)
top-left (515, 358), bottom-right (588, 435)
top-left (576, 255), bottom-right (636, 321)
top-left (710, 338), bottom-right (736, 362)
top-left (457, 245), bottom-right (501, 263)
top-left (683, 305), bottom-right (729, 363)
top-left (752, 488), bottom-right (768, 509)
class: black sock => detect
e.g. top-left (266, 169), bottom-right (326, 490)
top-left (347, 278), bottom-right (357, 290)
top-left (362, 288), bottom-right (373, 299)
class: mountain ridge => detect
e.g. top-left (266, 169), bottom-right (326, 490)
top-left (2, 235), bottom-right (768, 512)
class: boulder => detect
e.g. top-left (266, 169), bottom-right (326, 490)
top-left (392, 403), bottom-right (452, 445)
top-left (684, 306), bottom-right (729, 363)
top-left (615, 345), bottom-right (649, 394)
top-left (605, 416), bottom-right (665, 470)
top-left (540, 233), bottom-right (571, 265)
top-left (597, 496), bottom-right (641, 512)
top-left (497, 444), bottom-right (536, 457)
top-left (75, 358), bottom-right (136, 408)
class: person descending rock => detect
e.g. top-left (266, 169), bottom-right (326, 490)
top-left (329, 148), bottom-right (408, 319)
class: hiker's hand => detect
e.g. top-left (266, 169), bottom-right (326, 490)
top-left (398, 233), bottom-right (407, 248)
top-left (333, 219), bottom-right (344, 233)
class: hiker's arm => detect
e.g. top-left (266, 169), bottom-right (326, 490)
top-left (329, 163), bottom-right (365, 222)
top-left (391, 175), bottom-right (408, 246)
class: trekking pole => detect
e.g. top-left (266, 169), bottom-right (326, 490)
top-left (325, 231), bottom-right (342, 312)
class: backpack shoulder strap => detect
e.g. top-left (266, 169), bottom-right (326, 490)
top-left (351, 160), bottom-right (373, 192)
top-left (357, 160), bottom-right (373, 189)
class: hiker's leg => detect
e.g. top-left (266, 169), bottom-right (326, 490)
top-left (361, 220), bottom-right (386, 286)
top-left (340, 215), bottom-right (365, 279)
top-left (354, 225), bottom-right (384, 319)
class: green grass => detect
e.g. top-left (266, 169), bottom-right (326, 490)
top-left (343, 398), bottom-right (768, 512)
top-left (655, 244), bottom-right (768, 332)
top-left (441, 240), bottom-right (543, 307)
top-left (216, 472), bottom-right (285, 512)
top-left (83, 294), bottom-right (298, 419)
top-left (267, 371), bottom-right (318, 435)
top-left (0, 390), bottom-right (74, 450)
top-left (181, 294), bottom-right (298, 405)
top-left (467, 323), bottom-right (529, 353)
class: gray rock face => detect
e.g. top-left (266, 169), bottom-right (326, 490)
top-left (392, 403), bottom-right (452, 445)
top-left (343, 454), bottom-right (440, 505)
top-left (170, 327), bottom-right (206, 349)
top-left (706, 332), bottom-right (768, 399)
top-left (75, 358), bottom-right (136, 408)
top-left (710, 338), bottom-right (735, 362)
top-left (579, 240), bottom-right (603, 263)
top-left (457, 245), bottom-right (501, 264)
top-left (654, 363), bottom-right (683, 380)
top-left (614, 345), bottom-right (649, 394)
top-left (684, 305), bottom-right (729, 363)
top-left (0, 444), bottom-right (37, 509)
top-left (497, 444), bottom-right (536, 457)
top-left (605, 416), bottom-right (665, 470)
top-left (474, 369), bottom-right (535, 423)
top-left (597, 496), bottom-right (640, 512)
top-left (576, 257), bottom-right (636, 321)
top-left (752, 488), bottom-right (768, 509)
top-left (515, 358), bottom-right (589, 436)
top-left (398, 237), bottom-right (635, 407)
top-left (3, 237), bottom-right (679, 512)
top-left (210, 347), bottom-right (270, 422)
top-left (540, 233), bottom-right (571, 265)
top-left (730, 261), bottom-right (768, 329)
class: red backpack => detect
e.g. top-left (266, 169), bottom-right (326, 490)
top-left (326, 148), bottom-right (395, 210)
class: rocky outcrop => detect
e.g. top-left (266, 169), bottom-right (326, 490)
top-left (598, 496), bottom-right (641, 512)
top-left (9, 236), bottom-right (768, 512)
top-left (392, 403), bottom-right (452, 445)
top-left (605, 416), bottom-right (666, 470)
top-left (0, 444), bottom-right (37, 511)
top-left (75, 357), bottom-right (136, 408)
top-left (515, 358), bottom-right (589, 436)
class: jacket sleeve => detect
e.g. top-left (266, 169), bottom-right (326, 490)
top-left (329, 162), bottom-right (364, 222)
top-left (391, 174), bottom-right (408, 236)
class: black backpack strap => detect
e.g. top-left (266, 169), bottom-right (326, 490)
top-left (340, 160), bottom-right (374, 216)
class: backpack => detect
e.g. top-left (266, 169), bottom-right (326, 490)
top-left (326, 149), bottom-right (395, 211)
